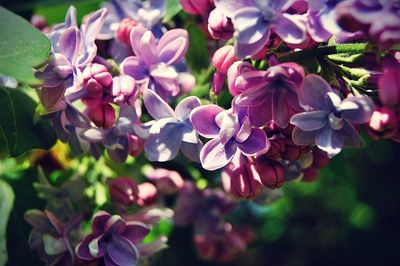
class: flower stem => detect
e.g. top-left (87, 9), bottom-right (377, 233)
top-left (279, 43), bottom-right (368, 62)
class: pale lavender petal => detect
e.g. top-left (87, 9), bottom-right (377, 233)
top-left (292, 127), bottom-right (317, 145)
top-left (65, 6), bottom-right (77, 27)
top-left (237, 128), bottom-right (269, 156)
top-left (299, 74), bottom-right (333, 111)
top-left (180, 140), bottom-right (203, 162)
top-left (273, 14), bottom-right (306, 44)
top-left (83, 8), bottom-right (108, 44)
top-left (307, 12), bottom-right (332, 42)
top-left (139, 31), bottom-right (158, 66)
top-left (267, 0), bottom-right (296, 11)
top-left (123, 222), bottom-right (150, 244)
top-left (157, 29), bottom-right (189, 65)
top-left (325, 92), bottom-right (342, 110)
top-left (130, 26), bottom-right (148, 57)
top-left (315, 126), bottom-right (344, 158)
top-left (106, 236), bottom-right (138, 266)
top-left (290, 111), bottom-right (329, 131)
top-left (143, 89), bottom-right (175, 120)
top-left (233, 7), bottom-right (267, 44)
top-left (149, 64), bottom-right (179, 96)
top-left (60, 26), bottom-right (81, 64)
top-left (121, 56), bottom-right (147, 80)
top-left (340, 96), bottom-right (374, 124)
top-left (175, 96), bottom-right (201, 122)
top-left (200, 138), bottom-right (237, 170)
top-left (342, 121), bottom-right (363, 147)
top-left (145, 122), bottom-right (182, 161)
top-left (235, 29), bottom-right (271, 58)
top-left (80, 128), bottom-right (105, 142)
top-left (215, 111), bottom-right (239, 145)
top-left (214, 0), bottom-right (253, 18)
top-left (235, 116), bottom-right (252, 143)
top-left (189, 105), bottom-right (224, 138)
top-left (181, 125), bottom-right (198, 144)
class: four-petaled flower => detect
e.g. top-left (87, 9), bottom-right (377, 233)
top-left (290, 74), bottom-right (374, 157)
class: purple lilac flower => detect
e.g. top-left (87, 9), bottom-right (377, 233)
top-left (232, 62), bottom-right (305, 128)
top-left (290, 74), bottom-right (374, 157)
top-left (143, 89), bottom-right (203, 162)
top-left (214, 0), bottom-right (306, 58)
top-left (24, 210), bottom-right (77, 266)
top-left (174, 181), bottom-right (236, 235)
top-left (121, 26), bottom-right (192, 100)
top-left (99, 0), bottom-right (166, 40)
top-left (81, 103), bottom-right (151, 163)
top-left (336, 0), bottom-right (400, 48)
top-left (76, 211), bottom-right (150, 266)
top-left (190, 102), bottom-right (270, 170)
top-left (307, 0), bottom-right (344, 42)
top-left (37, 6), bottom-right (107, 111)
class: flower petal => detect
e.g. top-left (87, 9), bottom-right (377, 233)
top-left (189, 105), bottom-right (224, 138)
top-left (145, 122), bottom-right (182, 161)
top-left (298, 74), bottom-right (333, 111)
top-left (273, 14), bottom-right (306, 44)
top-left (340, 96), bottom-right (374, 124)
top-left (200, 138), bottom-right (237, 170)
top-left (129, 26), bottom-right (148, 58)
top-left (157, 29), bottom-right (189, 65)
top-left (140, 31), bottom-right (158, 66)
top-left (143, 89), bottom-right (175, 120)
top-left (180, 140), bottom-right (203, 162)
top-left (175, 96), bottom-right (201, 122)
top-left (342, 120), bottom-right (363, 148)
top-left (237, 128), bottom-right (270, 156)
top-left (92, 211), bottom-right (112, 234)
top-left (292, 127), bottom-right (317, 145)
top-left (233, 7), bottom-right (268, 45)
top-left (123, 222), bottom-right (150, 244)
top-left (60, 26), bottom-right (81, 64)
top-left (106, 236), bottom-right (139, 266)
top-left (121, 56), bottom-right (147, 80)
top-left (290, 111), bottom-right (329, 131)
top-left (315, 126), bottom-right (344, 158)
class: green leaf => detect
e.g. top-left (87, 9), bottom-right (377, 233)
top-left (0, 180), bottom-right (14, 266)
top-left (0, 6), bottom-right (50, 85)
top-left (0, 87), bottom-right (56, 157)
top-left (185, 22), bottom-right (210, 74)
top-left (162, 0), bottom-right (182, 23)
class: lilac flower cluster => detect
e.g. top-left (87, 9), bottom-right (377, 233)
top-left (27, 0), bottom-right (400, 264)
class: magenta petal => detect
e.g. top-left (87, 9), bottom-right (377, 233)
top-left (378, 69), bottom-right (400, 107)
top-left (200, 138), bottom-right (237, 170)
top-left (235, 116), bottom-right (252, 143)
top-left (143, 89), bottom-right (175, 120)
top-left (123, 222), bottom-right (150, 244)
top-left (106, 236), bottom-right (139, 266)
top-left (248, 104), bottom-right (272, 127)
top-left (237, 128), bottom-right (270, 156)
top-left (175, 96), bottom-right (201, 121)
top-left (189, 105), bottom-right (224, 138)
top-left (299, 74), bottom-right (333, 111)
top-left (157, 29), bottom-right (189, 65)
top-left (272, 92), bottom-right (290, 128)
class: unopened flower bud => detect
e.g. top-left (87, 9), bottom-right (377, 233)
top-left (221, 154), bottom-right (262, 199)
top-left (107, 177), bottom-right (139, 206)
top-left (111, 75), bottom-right (138, 104)
top-left (227, 61), bottom-right (255, 96)
top-left (264, 139), bottom-right (285, 160)
top-left (280, 138), bottom-right (302, 161)
top-left (367, 107), bottom-right (398, 139)
top-left (31, 15), bottom-right (47, 31)
top-left (212, 46), bottom-right (238, 75)
top-left (312, 148), bottom-right (330, 168)
top-left (378, 57), bottom-right (400, 108)
top-left (128, 134), bottom-right (145, 157)
top-left (144, 167), bottom-right (184, 195)
top-left (302, 167), bottom-right (319, 182)
top-left (179, 0), bottom-right (214, 15)
top-left (256, 159), bottom-right (285, 189)
top-left (87, 102), bottom-right (116, 129)
top-left (137, 182), bottom-right (158, 206)
top-left (83, 63), bottom-right (112, 94)
top-left (116, 18), bottom-right (138, 45)
top-left (208, 8), bottom-right (234, 41)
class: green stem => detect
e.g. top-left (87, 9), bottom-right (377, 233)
top-left (279, 43), bottom-right (368, 62)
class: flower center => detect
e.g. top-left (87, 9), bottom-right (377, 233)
top-left (328, 112), bottom-right (344, 130)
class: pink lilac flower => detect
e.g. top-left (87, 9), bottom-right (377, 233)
top-left (121, 26), bottom-right (192, 100)
top-left (212, 45), bottom-right (238, 95)
top-left (143, 89), bottom-right (203, 162)
top-left (76, 211), bottom-right (150, 266)
top-left (232, 62), bottom-right (305, 128)
top-left (144, 167), bottom-right (184, 195)
top-left (290, 74), bottom-right (374, 157)
top-left (378, 56), bottom-right (400, 108)
top-left (190, 101), bottom-right (270, 170)
top-left (336, 0), bottom-right (400, 48)
top-left (214, 0), bottom-right (306, 58)
top-left (207, 8), bottom-right (234, 41)
top-left (107, 177), bottom-right (139, 206)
